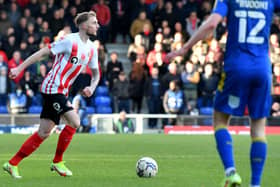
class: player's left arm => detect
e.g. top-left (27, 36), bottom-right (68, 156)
top-left (82, 47), bottom-right (100, 97)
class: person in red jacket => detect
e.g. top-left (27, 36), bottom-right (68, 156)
top-left (91, 0), bottom-right (111, 44)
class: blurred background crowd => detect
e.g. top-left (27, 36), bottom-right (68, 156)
top-left (0, 0), bottom-right (280, 128)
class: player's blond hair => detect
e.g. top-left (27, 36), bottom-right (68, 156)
top-left (74, 11), bottom-right (96, 26)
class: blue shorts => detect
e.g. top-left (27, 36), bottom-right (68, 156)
top-left (214, 67), bottom-right (272, 119)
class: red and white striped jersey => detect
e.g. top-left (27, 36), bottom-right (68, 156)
top-left (41, 33), bottom-right (98, 96)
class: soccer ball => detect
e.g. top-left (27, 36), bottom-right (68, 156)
top-left (136, 157), bottom-right (158, 178)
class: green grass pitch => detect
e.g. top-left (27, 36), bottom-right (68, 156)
top-left (0, 134), bottom-right (279, 187)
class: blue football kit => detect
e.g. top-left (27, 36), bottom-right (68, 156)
top-left (212, 0), bottom-right (280, 118)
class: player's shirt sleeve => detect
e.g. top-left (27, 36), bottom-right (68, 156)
top-left (48, 37), bottom-right (72, 55)
top-left (88, 46), bottom-right (99, 69)
top-left (212, 0), bottom-right (228, 17)
top-left (275, 0), bottom-right (280, 8)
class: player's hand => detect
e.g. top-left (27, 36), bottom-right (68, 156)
top-left (9, 67), bottom-right (21, 79)
top-left (82, 86), bottom-right (93, 97)
top-left (165, 48), bottom-right (186, 62)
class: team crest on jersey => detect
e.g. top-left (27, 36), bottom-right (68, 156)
top-left (228, 95), bottom-right (240, 109)
top-left (70, 57), bottom-right (79, 64)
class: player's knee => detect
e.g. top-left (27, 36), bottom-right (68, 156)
top-left (69, 120), bottom-right (80, 129)
top-left (38, 129), bottom-right (52, 139)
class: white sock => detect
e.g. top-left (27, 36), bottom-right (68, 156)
top-left (250, 185), bottom-right (260, 187)
top-left (225, 167), bottom-right (236, 176)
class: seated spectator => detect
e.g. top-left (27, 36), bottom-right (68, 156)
top-left (113, 110), bottom-right (135, 134)
top-left (72, 91), bottom-right (90, 133)
top-left (163, 80), bottom-right (186, 126)
top-left (185, 11), bottom-right (200, 37)
top-left (8, 84), bottom-right (27, 114)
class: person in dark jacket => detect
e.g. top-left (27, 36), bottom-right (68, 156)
top-left (112, 71), bottom-right (130, 113)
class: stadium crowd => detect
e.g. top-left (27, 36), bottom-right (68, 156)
top-left (0, 0), bottom-right (280, 127)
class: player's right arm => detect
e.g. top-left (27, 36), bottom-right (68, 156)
top-left (9, 37), bottom-right (72, 80)
top-left (9, 47), bottom-right (51, 79)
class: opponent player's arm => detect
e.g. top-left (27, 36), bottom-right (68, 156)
top-left (9, 47), bottom-right (50, 79)
top-left (166, 13), bottom-right (223, 59)
top-left (181, 13), bottom-right (222, 53)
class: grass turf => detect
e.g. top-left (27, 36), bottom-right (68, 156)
top-left (0, 134), bottom-right (279, 187)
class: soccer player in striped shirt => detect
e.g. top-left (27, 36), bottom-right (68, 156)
top-left (166, 0), bottom-right (280, 186)
top-left (3, 11), bottom-right (100, 178)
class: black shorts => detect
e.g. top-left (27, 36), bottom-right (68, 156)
top-left (40, 93), bottom-right (73, 124)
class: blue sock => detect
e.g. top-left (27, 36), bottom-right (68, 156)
top-left (215, 128), bottom-right (235, 174)
top-left (250, 140), bottom-right (267, 186)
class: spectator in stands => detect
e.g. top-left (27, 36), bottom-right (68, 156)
top-left (92, 0), bottom-right (111, 44)
top-left (7, 2), bottom-right (21, 25)
top-left (0, 66), bottom-right (10, 106)
top-left (144, 66), bottom-right (163, 128)
top-left (162, 1), bottom-right (176, 29)
top-left (271, 101), bottom-right (280, 117)
top-left (73, 0), bottom-right (86, 13)
top-left (7, 84), bottom-right (27, 114)
top-left (146, 42), bottom-right (166, 75)
top-left (129, 62), bottom-right (146, 113)
top-left (109, 0), bottom-right (128, 43)
top-left (8, 51), bottom-right (24, 91)
top-left (127, 34), bottom-right (145, 62)
top-left (113, 110), bottom-right (135, 134)
top-left (272, 63), bottom-right (280, 103)
top-left (151, 0), bottom-right (165, 32)
top-left (23, 8), bottom-right (35, 24)
top-left (139, 23), bottom-right (154, 52)
top-left (162, 23), bottom-right (173, 52)
top-left (20, 70), bottom-right (37, 107)
top-left (173, 1), bottom-right (188, 28)
top-left (38, 3), bottom-right (52, 22)
top-left (197, 63), bottom-right (219, 108)
top-left (3, 35), bottom-right (17, 59)
top-left (72, 91), bottom-right (90, 133)
top-left (185, 11), bottom-right (200, 37)
top-left (50, 9), bottom-right (64, 36)
top-left (106, 52), bottom-right (123, 91)
top-left (271, 14), bottom-right (280, 35)
top-left (130, 11), bottom-right (153, 39)
top-left (163, 80), bottom-right (185, 126)
top-left (112, 71), bottom-right (130, 113)
top-left (161, 62), bottom-right (182, 95)
top-left (0, 10), bottom-right (12, 36)
top-left (181, 60), bottom-right (200, 107)
top-left (39, 21), bottom-right (52, 42)
top-left (15, 17), bottom-right (28, 43)
top-left (198, 0), bottom-right (212, 20)
top-left (173, 22), bottom-right (189, 42)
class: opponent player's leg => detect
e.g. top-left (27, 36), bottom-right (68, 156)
top-left (214, 110), bottom-right (241, 186)
top-left (3, 119), bottom-right (55, 178)
top-left (51, 110), bottom-right (80, 176)
top-left (250, 118), bottom-right (267, 187)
